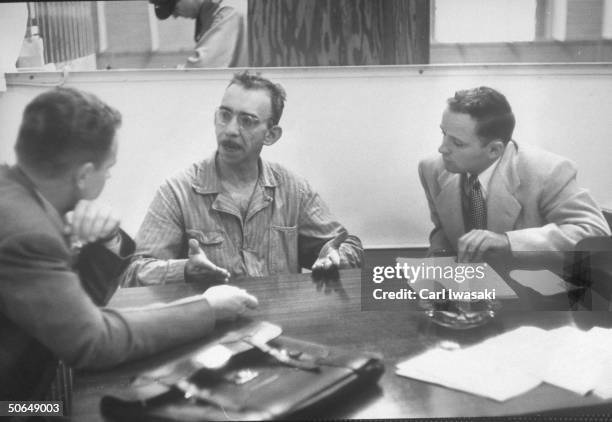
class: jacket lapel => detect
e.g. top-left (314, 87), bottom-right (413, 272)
top-left (434, 171), bottom-right (465, 247)
top-left (487, 141), bottom-right (522, 233)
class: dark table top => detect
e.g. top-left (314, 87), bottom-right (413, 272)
top-left (71, 269), bottom-right (612, 421)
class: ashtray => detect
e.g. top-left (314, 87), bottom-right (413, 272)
top-left (419, 298), bottom-right (501, 330)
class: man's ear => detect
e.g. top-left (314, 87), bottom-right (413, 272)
top-left (73, 162), bottom-right (95, 192)
top-left (487, 139), bottom-right (505, 159)
top-left (263, 126), bottom-right (282, 146)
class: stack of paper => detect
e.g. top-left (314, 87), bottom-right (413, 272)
top-left (396, 346), bottom-right (541, 401)
top-left (396, 325), bottom-right (612, 401)
top-left (509, 269), bottom-right (575, 296)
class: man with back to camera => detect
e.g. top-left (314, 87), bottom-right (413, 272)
top-left (418, 86), bottom-right (610, 266)
top-left (0, 87), bottom-right (258, 400)
top-left (122, 71), bottom-right (362, 286)
top-left (150, 0), bottom-right (247, 68)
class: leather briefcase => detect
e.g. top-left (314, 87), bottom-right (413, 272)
top-left (100, 320), bottom-right (384, 421)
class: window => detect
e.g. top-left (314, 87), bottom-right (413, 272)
top-left (433, 0), bottom-right (537, 43)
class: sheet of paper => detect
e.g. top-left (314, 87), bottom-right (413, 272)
top-left (539, 326), bottom-right (603, 395)
top-left (396, 347), bottom-right (541, 401)
top-left (397, 325), bottom-right (612, 401)
top-left (594, 354), bottom-right (612, 399)
top-left (462, 326), bottom-right (551, 376)
top-left (509, 269), bottom-right (576, 296)
top-left (396, 256), bottom-right (517, 299)
top-left (593, 328), bottom-right (612, 399)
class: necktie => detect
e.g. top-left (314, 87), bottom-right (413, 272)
top-left (469, 174), bottom-right (487, 230)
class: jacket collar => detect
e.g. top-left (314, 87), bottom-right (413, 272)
top-left (434, 140), bottom-right (522, 246)
top-left (6, 165), bottom-right (67, 240)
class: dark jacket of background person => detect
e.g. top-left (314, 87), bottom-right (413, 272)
top-left (0, 165), bottom-right (217, 400)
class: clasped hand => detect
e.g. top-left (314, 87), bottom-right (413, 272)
top-left (457, 229), bottom-right (510, 263)
top-left (64, 200), bottom-right (120, 244)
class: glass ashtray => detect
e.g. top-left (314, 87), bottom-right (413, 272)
top-left (419, 298), bottom-right (501, 330)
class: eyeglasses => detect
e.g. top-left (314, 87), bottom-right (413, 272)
top-left (215, 107), bottom-right (268, 132)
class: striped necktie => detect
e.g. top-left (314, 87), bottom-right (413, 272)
top-left (469, 174), bottom-right (487, 230)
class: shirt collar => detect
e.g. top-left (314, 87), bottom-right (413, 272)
top-left (468, 156), bottom-right (501, 200)
top-left (192, 152), bottom-right (278, 194)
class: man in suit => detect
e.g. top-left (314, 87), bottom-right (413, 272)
top-left (0, 87), bottom-right (258, 400)
top-left (419, 86), bottom-right (610, 266)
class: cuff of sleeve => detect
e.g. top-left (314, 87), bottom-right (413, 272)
top-left (164, 259), bottom-right (188, 283)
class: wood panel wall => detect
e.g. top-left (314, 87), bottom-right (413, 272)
top-left (248, 0), bottom-right (429, 66)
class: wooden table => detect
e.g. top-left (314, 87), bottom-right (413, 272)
top-left (71, 269), bottom-right (612, 420)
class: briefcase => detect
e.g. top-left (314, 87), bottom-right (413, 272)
top-left (100, 320), bottom-right (384, 421)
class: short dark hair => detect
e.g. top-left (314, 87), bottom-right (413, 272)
top-left (228, 71), bottom-right (287, 126)
top-left (447, 86), bottom-right (515, 144)
top-left (15, 87), bottom-right (122, 177)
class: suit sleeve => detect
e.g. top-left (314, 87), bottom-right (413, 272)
top-left (506, 159), bottom-right (611, 255)
top-left (418, 161), bottom-right (454, 255)
top-left (76, 229), bottom-right (135, 305)
top-left (0, 232), bottom-right (216, 370)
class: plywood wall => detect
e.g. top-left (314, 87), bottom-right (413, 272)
top-left (249, 0), bottom-right (429, 66)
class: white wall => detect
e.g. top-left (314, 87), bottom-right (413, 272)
top-left (2, 64), bottom-right (611, 247)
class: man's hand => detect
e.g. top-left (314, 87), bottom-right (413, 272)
top-left (65, 200), bottom-right (120, 244)
top-left (202, 285), bottom-right (259, 321)
top-left (185, 239), bottom-right (231, 284)
top-left (457, 230), bottom-right (510, 263)
top-left (312, 247), bottom-right (341, 272)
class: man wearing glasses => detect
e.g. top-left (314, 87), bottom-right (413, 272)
top-left (123, 71), bottom-right (362, 286)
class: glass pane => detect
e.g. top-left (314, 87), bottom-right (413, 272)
top-left (434, 0), bottom-right (536, 43)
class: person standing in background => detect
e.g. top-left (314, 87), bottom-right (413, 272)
top-left (150, 0), bottom-right (247, 68)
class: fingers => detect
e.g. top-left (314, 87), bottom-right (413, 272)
top-left (185, 241), bottom-right (231, 283)
top-left (68, 200), bottom-right (120, 243)
top-left (311, 258), bottom-right (325, 272)
top-left (312, 249), bottom-right (341, 271)
top-left (458, 231), bottom-right (481, 262)
top-left (241, 291), bottom-right (259, 309)
top-left (466, 233), bottom-right (487, 262)
top-left (327, 250), bottom-right (341, 268)
top-left (458, 230), bottom-right (503, 262)
top-left (216, 266), bottom-right (231, 281)
top-left (202, 285), bottom-right (258, 321)
top-left (188, 238), bottom-right (203, 257)
top-left (89, 211), bottom-right (113, 242)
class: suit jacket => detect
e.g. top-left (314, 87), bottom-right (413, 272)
top-left (418, 141), bottom-right (610, 264)
top-left (0, 165), bottom-right (217, 400)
